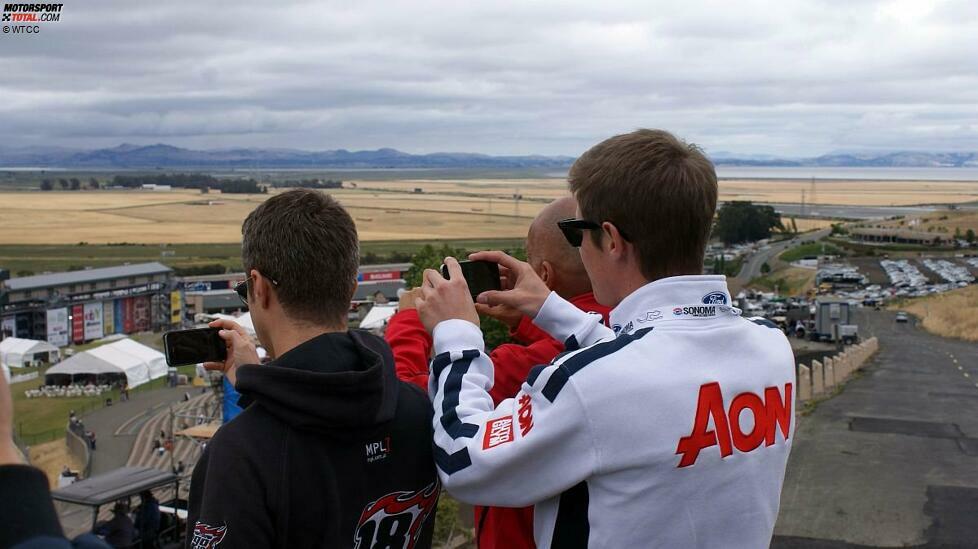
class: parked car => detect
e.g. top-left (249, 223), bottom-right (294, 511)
top-left (895, 312), bottom-right (909, 323)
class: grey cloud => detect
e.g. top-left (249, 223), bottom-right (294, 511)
top-left (1, 0), bottom-right (977, 156)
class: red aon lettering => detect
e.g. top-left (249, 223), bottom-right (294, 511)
top-left (675, 382), bottom-right (792, 468)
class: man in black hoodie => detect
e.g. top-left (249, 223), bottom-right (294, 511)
top-left (187, 189), bottom-right (439, 549)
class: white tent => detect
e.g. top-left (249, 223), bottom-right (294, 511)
top-left (207, 313), bottom-right (255, 337)
top-left (0, 337), bottom-right (60, 369)
top-left (45, 338), bottom-right (166, 389)
top-left (109, 338), bottom-right (168, 382)
top-left (359, 304), bottom-right (399, 331)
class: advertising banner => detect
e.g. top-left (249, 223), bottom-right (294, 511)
top-left (114, 299), bottom-right (124, 334)
top-left (134, 296), bottom-right (151, 332)
top-left (103, 301), bottom-right (115, 336)
top-left (123, 298), bottom-right (134, 334)
top-left (170, 291), bottom-right (182, 325)
top-left (71, 305), bottom-right (84, 343)
top-left (84, 302), bottom-right (103, 341)
top-left (1, 316), bottom-right (14, 339)
top-left (45, 308), bottom-right (69, 347)
top-left (364, 271), bottom-right (400, 281)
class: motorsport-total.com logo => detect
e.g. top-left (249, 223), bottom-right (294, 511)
top-left (2, 3), bottom-right (63, 35)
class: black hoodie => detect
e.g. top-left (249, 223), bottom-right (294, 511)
top-left (186, 330), bottom-right (439, 549)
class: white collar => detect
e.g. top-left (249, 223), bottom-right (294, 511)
top-left (609, 275), bottom-right (735, 335)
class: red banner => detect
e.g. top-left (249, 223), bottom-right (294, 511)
top-left (364, 271), bottom-right (400, 281)
top-left (71, 305), bottom-right (84, 343)
top-left (123, 298), bottom-right (134, 333)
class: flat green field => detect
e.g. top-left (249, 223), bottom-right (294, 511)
top-left (0, 239), bottom-right (525, 277)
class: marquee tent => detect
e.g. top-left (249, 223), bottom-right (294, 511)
top-left (359, 304), bottom-right (399, 331)
top-left (0, 337), bottom-right (60, 369)
top-left (45, 338), bottom-right (166, 389)
top-left (206, 313), bottom-right (255, 336)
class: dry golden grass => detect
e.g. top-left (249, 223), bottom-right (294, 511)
top-left (1, 176), bottom-right (976, 244)
top-left (29, 438), bottom-right (83, 488)
top-left (891, 285), bottom-right (978, 341)
top-left (719, 179), bottom-right (978, 206)
top-left (748, 266), bottom-right (817, 296)
top-left (782, 217), bottom-right (837, 232)
top-left (354, 178), bottom-right (978, 206)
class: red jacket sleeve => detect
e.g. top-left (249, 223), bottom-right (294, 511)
top-left (486, 336), bottom-right (564, 404)
top-left (384, 309), bottom-right (432, 393)
top-left (509, 315), bottom-right (553, 345)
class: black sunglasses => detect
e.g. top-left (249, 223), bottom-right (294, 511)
top-left (234, 274), bottom-right (279, 306)
top-left (557, 218), bottom-right (631, 247)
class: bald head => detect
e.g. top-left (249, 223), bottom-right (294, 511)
top-left (526, 196), bottom-right (592, 299)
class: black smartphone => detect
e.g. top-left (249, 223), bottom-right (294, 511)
top-left (441, 260), bottom-right (502, 299)
top-left (163, 328), bottom-right (227, 367)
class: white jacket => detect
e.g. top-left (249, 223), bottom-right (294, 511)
top-left (430, 275), bottom-right (795, 548)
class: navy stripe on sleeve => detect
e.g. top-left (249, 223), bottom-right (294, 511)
top-left (439, 349), bottom-right (481, 439)
top-left (541, 327), bottom-right (654, 402)
top-left (434, 446), bottom-right (472, 475)
top-left (431, 352), bottom-right (453, 380)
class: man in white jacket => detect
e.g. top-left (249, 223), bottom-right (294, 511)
top-left (416, 129), bottom-right (795, 548)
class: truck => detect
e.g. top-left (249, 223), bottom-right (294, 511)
top-left (810, 299), bottom-right (859, 344)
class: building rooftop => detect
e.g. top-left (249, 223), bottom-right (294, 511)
top-left (3, 262), bottom-right (173, 291)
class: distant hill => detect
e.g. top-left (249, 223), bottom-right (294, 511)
top-left (0, 144), bottom-right (576, 169)
top-left (1, 143), bottom-right (976, 169)
top-left (711, 151), bottom-right (978, 168)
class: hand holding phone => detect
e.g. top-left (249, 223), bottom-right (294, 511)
top-left (440, 260), bottom-right (502, 300)
top-left (416, 257), bottom-right (482, 333)
top-left (163, 328), bottom-right (227, 367)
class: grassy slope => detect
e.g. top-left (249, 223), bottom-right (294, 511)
top-left (890, 284), bottom-right (978, 341)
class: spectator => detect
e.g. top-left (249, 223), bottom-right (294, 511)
top-left (418, 129), bottom-right (795, 547)
top-left (133, 490), bottom-right (160, 549)
top-left (95, 501), bottom-right (136, 548)
top-left (385, 196), bottom-right (611, 549)
top-left (86, 431), bottom-right (96, 451)
top-left (187, 189), bottom-right (438, 547)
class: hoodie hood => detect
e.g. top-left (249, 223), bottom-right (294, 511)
top-left (234, 330), bottom-right (399, 432)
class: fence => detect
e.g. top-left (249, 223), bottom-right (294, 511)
top-left (796, 337), bottom-right (879, 402)
top-left (65, 421), bottom-right (93, 478)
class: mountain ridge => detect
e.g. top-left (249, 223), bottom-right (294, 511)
top-left (1, 144), bottom-right (977, 169)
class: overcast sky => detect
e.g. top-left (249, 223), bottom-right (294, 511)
top-left (1, 0), bottom-right (976, 156)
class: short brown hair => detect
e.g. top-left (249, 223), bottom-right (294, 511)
top-left (241, 189), bottom-right (359, 326)
top-left (569, 129), bottom-right (717, 279)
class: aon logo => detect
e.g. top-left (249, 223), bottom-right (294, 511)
top-left (675, 382), bottom-right (792, 468)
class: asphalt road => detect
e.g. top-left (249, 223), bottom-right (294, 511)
top-left (732, 228), bottom-right (831, 290)
top-left (772, 309), bottom-right (978, 548)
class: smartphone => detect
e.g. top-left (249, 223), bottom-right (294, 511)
top-left (441, 260), bottom-right (502, 299)
top-left (163, 328), bottom-right (227, 367)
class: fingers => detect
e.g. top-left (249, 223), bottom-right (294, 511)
top-left (423, 268), bottom-right (443, 288)
top-left (469, 250), bottom-right (524, 273)
top-left (474, 303), bottom-right (493, 316)
top-left (202, 361), bottom-right (224, 372)
top-left (209, 319), bottom-right (248, 337)
top-left (476, 289), bottom-right (507, 306)
top-left (443, 256), bottom-right (464, 282)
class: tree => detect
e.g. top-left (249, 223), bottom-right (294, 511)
top-left (966, 229), bottom-right (976, 244)
top-left (58, 178), bottom-right (69, 190)
top-left (69, 178), bottom-right (81, 190)
top-left (713, 201), bottom-right (784, 245)
top-left (790, 218), bottom-right (798, 234)
top-left (760, 262), bottom-right (771, 274)
top-left (406, 243), bottom-right (526, 350)
top-left (40, 179), bottom-right (53, 191)
top-left (88, 177), bottom-right (99, 189)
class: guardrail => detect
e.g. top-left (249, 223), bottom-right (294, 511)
top-left (797, 336), bottom-right (879, 402)
top-left (65, 422), bottom-right (92, 478)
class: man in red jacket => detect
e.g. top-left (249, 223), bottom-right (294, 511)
top-left (385, 196), bottom-right (610, 549)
